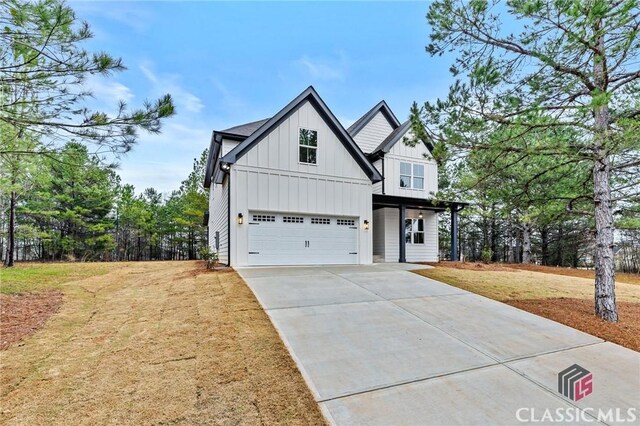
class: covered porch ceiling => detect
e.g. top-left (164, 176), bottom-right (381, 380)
top-left (372, 194), bottom-right (468, 212)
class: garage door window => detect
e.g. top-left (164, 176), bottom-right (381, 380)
top-left (253, 214), bottom-right (275, 222)
top-left (337, 219), bottom-right (356, 226)
top-left (311, 218), bottom-right (331, 225)
top-left (283, 216), bottom-right (304, 223)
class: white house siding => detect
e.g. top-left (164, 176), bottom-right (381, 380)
top-left (372, 208), bottom-right (386, 258)
top-left (383, 129), bottom-right (438, 197)
top-left (372, 159), bottom-right (383, 194)
top-left (353, 112), bottom-right (394, 154)
top-left (231, 100), bottom-right (373, 266)
top-left (380, 208), bottom-right (438, 262)
top-left (208, 177), bottom-right (229, 264)
top-left (221, 139), bottom-right (240, 156)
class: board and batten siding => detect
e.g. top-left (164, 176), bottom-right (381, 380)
top-left (382, 129), bottom-right (438, 197)
top-left (353, 111), bottom-right (394, 154)
top-left (231, 99), bottom-right (373, 266)
top-left (221, 139), bottom-right (240, 156)
top-left (372, 208), bottom-right (386, 258)
top-left (379, 208), bottom-right (438, 262)
top-left (372, 159), bottom-right (383, 194)
top-left (208, 177), bottom-right (229, 264)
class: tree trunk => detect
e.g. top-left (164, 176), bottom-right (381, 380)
top-left (593, 155), bottom-right (617, 321)
top-left (555, 224), bottom-right (564, 266)
top-left (541, 226), bottom-right (549, 265)
top-left (522, 223), bottom-right (532, 264)
top-left (591, 25), bottom-right (617, 322)
top-left (507, 219), bottom-right (515, 263)
top-left (490, 206), bottom-right (498, 261)
top-left (3, 190), bottom-right (16, 267)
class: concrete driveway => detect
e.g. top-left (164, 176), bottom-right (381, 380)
top-left (237, 264), bottom-right (640, 425)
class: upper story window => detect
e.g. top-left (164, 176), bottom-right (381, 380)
top-left (299, 128), bottom-right (317, 164)
top-left (400, 162), bottom-right (424, 190)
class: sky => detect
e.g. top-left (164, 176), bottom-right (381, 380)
top-left (70, 1), bottom-right (457, 194)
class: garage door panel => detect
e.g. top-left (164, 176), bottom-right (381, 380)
top-left (248, 212), bottom-right (359, 265)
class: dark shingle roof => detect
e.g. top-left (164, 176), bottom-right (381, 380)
top-left (221, 118), bottom-right (270, 137)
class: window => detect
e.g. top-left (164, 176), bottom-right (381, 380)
top-left (405, 218), bottom-right (425, 244)
top-left (299, 128), bottom-right (317, 164)
top-left (337, 219), bottom-right (356, 226)
top-left (399, 162), bottom-right (425, 190)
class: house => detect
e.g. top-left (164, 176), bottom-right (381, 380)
top-left (204, 86), bottom-right (464, 266)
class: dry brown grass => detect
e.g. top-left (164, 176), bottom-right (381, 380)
top-left (417, 264), bottom-right (640, 352)
top-left (0, 261), bottom-right (325, 425)
top-left (422, 261), bottom-right (640, 285)
top-left (416, 266), bottom-right (640, 303)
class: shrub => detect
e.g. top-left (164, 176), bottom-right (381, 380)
top-left (199, 246), bottom-right (219, 270)
top-left (481, 248), bottom-right (493, 264)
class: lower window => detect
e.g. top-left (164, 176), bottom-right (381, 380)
top-left (405, 218), bottom-right (425, 244)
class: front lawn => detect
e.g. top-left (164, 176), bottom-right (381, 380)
top-left (416, 263), bottom-right (640, 352)
top-left (1, 262), bottom-right (110, 294)
top-left (1, 261), bottom-right (325, 425)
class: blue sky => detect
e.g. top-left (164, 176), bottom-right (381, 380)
top-left (71, 1), bottom-right (455, 194)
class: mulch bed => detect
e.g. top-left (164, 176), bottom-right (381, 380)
top-left (1, 291), bottom-right (64, 350)
top-left (506, 298), bottom-right (640, 352)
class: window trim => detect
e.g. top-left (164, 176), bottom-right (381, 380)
top-left (298, 127), bottom-right (318, 166)
top-left (404, 218), bottom-right (425, 245)
top-left (399, 161), bottom-right (425, 190)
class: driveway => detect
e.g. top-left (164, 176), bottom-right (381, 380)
top-left (237, 264), bottom-right (640, 425)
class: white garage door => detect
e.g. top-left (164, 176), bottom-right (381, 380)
top-left (248, 212), bottom-right (358, 265)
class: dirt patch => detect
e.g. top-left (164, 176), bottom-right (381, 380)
top-left (174, 261), bottom-right (234, 279)
top-left (0, 291), bottom-right (63, 350)
top-left (506, 298), bottom-right (640, 352)
top-left (1, 261), bottom-right (325, 425)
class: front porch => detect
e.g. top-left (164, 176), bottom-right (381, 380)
top-left (372, 194), bottom-right (467, 263)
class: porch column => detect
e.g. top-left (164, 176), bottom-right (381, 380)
top-left (399, 204), bottom-right (406, 263)
top-left (451, 205), bottom-right (459, 261)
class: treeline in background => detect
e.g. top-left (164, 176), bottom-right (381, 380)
top-left (0, 144), bottom-right (208, 263)
top-left (438, 209), bottom-right (639, 273)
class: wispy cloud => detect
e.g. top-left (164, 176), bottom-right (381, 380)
top-left (210, 78), bottom-right (246, 113)
top-left (71, 1), bottom-right (154, 33)
top-left (295, 52), bottom-right (349, 81)
top-left (139, 61), bottom-right (204, 113)
top-left (83, 75), bottom-right (135, 104)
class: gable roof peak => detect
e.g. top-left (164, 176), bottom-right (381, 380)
top-left (347, 100), bottom-right (401, 137)
top-left (219, 86), bottom-right (382, 183)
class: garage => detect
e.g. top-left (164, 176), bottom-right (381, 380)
top-left (247, 212), bottom-right (359, 265)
